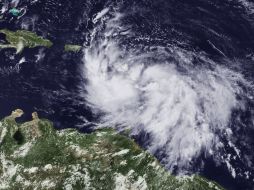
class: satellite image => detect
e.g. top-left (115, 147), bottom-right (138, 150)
top-left (0, 0), bottom-right (254, 189)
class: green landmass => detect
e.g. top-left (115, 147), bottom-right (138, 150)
top-left (64, 44), bottom-right (82, 52)
top-left (0, 29), bottom-right (53, 53)
top-left (0, 29), bottom-right (82, 54)
top-left (0, 110), bottom-right (224, 190)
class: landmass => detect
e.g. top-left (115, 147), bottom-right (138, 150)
top-left (64, 44), bottom-right (82, 52)
top-left (0, 29), bottom-right (83, 54)
top-left (0, 109), bottom-right (224, 190)
top-left (0, 29), bottom-right (53, 53)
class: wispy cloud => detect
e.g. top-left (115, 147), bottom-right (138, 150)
top-left (81, 9), bottom-right (251, 173)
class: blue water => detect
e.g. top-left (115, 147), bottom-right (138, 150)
top-left (0, 0), bottom-right (254, 189)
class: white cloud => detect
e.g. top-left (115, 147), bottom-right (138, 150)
top-left (81, 11), bottom-right (249, 172)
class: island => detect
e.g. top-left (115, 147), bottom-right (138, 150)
top-left (0, 29), bottom-right (84, 54)
top-left (0, 29), bottom-right (53, 53)
top-left (0, 109), bottom-right (224, 190)
top-left (64, 44), bottom-right (82, 52)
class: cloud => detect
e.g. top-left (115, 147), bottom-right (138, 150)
top-left (81, 10), bottom-right (249, 172)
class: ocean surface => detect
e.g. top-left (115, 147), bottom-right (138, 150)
top-left (1, 0), bottom-right (254, 189)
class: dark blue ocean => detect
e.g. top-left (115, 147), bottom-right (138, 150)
top-left (1, 0), bottom-right (254, 189)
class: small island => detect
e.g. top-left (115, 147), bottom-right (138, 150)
top-left (0, 29), bottom-right (53, 53)
top-left (0, 110), bottom-right (224, 190)
top-left (64, 44), bottom-right (82, 52)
